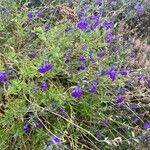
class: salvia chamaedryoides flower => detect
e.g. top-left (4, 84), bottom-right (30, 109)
top-left (106, 32), bottom-right (114, 43)
top-left (133, 116), bottom-right (139, 124)
top-left (120, 70), bottom-right (128, 76)
top-left (64, 50), bottom-right (70, 64)
top-left (90, 83), bottom-right (97, 93)
top-left (23, 124), bottom-right (31, 132)
top-left (147, 79), bottom-right (150, 88)
top-left (95, 0), bottom-right (102, 5)
top-left (58, 107), bottom-right (67, 118)
top-left (129, 103), bottom-right (138, 110)
top-left (117, 86), bottom-right (126, 95)
top-left (111, 46), bottom-right (118, 52)
top-left (105, 66), bottom-right (118, 82)
top-left (79, 5), bottom-right (87, 19)
top-left (97, 51), bottom-right (106, 58)
top-left (50, 135), bottom-right (61, 144)
top-left (35, 10), bottom-right (42, 18)
top-left (88, 15), bottom-right (99, 31)
top-left (27, 10), bottom-right (33, 19)
top-left (78, 55), bottom-right (85, 62)
top-left (64, 25), bottom-right (72, 32)
top-left (144, 122), bottom-right (150, 129)
top-left (77, 15), bottom-right (99, 31)
top-left (117, 103), bottom-right (123, 109)
top-left (80, 64), bottom-right (86, 70)
top-left (130, 52), bottom-right (136, 58)
top-left (134, 3), bottom-right (144, 13)
top-left (95, 131), bottom-right (103, 138)
top-left (38, 62), bottom-right (53, 74)
top-left (43, 23), bottom-right (50, 32)
top-left (116, 96), bottom-right (124, 103)
top-left (77, 19), bottom-right (88, 30)
top-left (0, 70), bottom-right (7, 82)
top-left (138, 72), bottom-right (143, 81)
top-left (103, 21), bottom-right (113, 30)
top-left (29, 52), bottom-right (36, 58)
top-left (34, 121), bottom-right (42, 129)
top-left (71, 86), bottom-right (82, 98)
top-left (82, 43), bottom-right (87, 51)
top-left (39, 82), bottom-right (48, 92)
top-left (100, 119), bottom-right (109, 126)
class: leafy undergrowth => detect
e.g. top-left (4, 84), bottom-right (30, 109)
top-left (0, 0), bottom-right (150, 150)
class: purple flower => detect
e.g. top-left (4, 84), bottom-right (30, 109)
top-left (111, 47), bottom-right (118, 52)
top-left (129, 103), bottom-right (138, 110)
top-left (97, 52), bottom-right (106, 58)
top-left (64, 25), bottom-right (72, 32)
top-left (105, 66), bottom-right (117, 82)
top-left (110, 65), bottom-right (118, 71)
top-left (95, 0), bottom-right (102, 5)
top-left (90, 20), bottom-right (99, 30)
top-left (88, 48), bottom-right (94, 59)
top-left (138, 72), bottom-right (143, 81)
top-left (80, 64), bottom-right (86, 70)
top-left (58, 107), bottom-right (67, 118)
top-left (50, 136), bottom-right (61, 144)
top-left (71, 86), bottom-right (82, 98)
top-left (27, 11), bottom-right (33, 19)
top-left (78, 55), bottom-right (85, 62)
top-left (38, 62), bottom-right (53, 74)
top-left (23, 124), bottom-right (31, 132)
top-left (103, 21), bottom-right (113, 30)
top-left (117, 86), bottom-right (125, 95)
top-left (130, 52), bottom-right (136, 58)
top-left (97, 52), bottom-right (103, 58)
top-left (117, 103), bottom-right (123, 108)
top-left (43, 23), bottom-right (50, 31)
top-left (144, 122), bottom-right (150, 128)
top-left (126, 66), bottom-right (133, 73)
top-left (134, 3), bottom-right (144, 13)
top-left (79, 5), bottom-right (88, 19)
top-left (88, 16), bottom-right (99, 31)
top-left (77, 20), bottom-right (88, 30)
top-left (110, 72), bottom-right (117, 83)
top-left (120, 70), bottom-right (127, 76)
top-left (79, 8), bottom-right (86, 19)
top-left (133, 117), bottom-right (139, 124)
top-left (82, 44), bottom-right (87, 51)
top-left (95, 131), bottom-right (103, 138)
top-left (29, 52), bottom-right (36, 58)
top-left (34, 121), bottom-right (42, 128)
top-left (77, 15), bottom-right (99, 31)
top-left (39, 82), bottom-right (48, 92)
top-left (116, 96), bottom-right (124, 103)
top-left (35, 10), bottom-right (42, 18)
top-left (124, 80), bottom-right (132, 87)
top-left (90, 84), bottom-right (97, 93)
top-left (59, 107), bottom-right (65, 113)
top-left (147, 80), bottom-right (150, 88)
top-left (110, 1), bottom-right (117, 6)
top-left (100, 120), bottom-right (109, 126)
top-left (67, 15), bottom-right (74, 20)
top-left (0, 70), bottom-right (7, 82)
top-left (64, 51), bottom-right (70, 63)
top-left (106, 32), bottom-right (114, 43)
top-left (106, 66), bottom-right (117, 81)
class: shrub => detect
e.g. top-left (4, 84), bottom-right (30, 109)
top-left (0, 0), bottom-right (149, 149)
